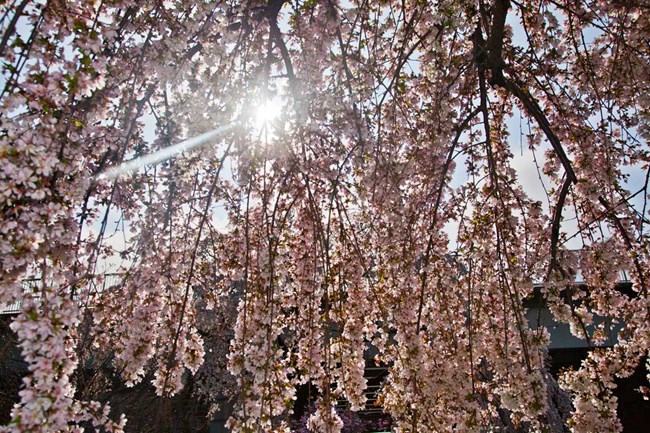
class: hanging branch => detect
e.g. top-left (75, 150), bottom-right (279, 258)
top-left (475, 0), bottom-right (578, 277)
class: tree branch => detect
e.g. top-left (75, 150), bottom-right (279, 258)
top-left (499, 74), bottom-right (577, 184)
top-left (486, 0), bottom-right (509, 74)
top-left (477, 0), bottom-right (577, 184)
top-left (547, 176), bottom-right (573, 277)
top-left (0, 0), bottom-right (29, 57)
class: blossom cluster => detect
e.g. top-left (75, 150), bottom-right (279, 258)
top-left (0, 1), bottom-right (648, 432)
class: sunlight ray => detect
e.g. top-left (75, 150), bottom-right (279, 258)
top-left (98, 124), bottom-right (233, 180)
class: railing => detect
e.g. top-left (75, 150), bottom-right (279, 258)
top-left (0, 274), bottom-right (123, 316)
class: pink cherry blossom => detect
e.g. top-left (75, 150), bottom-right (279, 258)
top-left (0, 1), bottom-right (648, 432)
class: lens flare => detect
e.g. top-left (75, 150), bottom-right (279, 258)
top-left (98, 124), bottom-right (233, 180)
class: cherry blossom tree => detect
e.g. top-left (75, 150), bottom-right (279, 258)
top-left (0, 0), bottom-right (648, 432)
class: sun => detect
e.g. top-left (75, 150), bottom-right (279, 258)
top-left (253, 96), bottom-right (283, 132)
